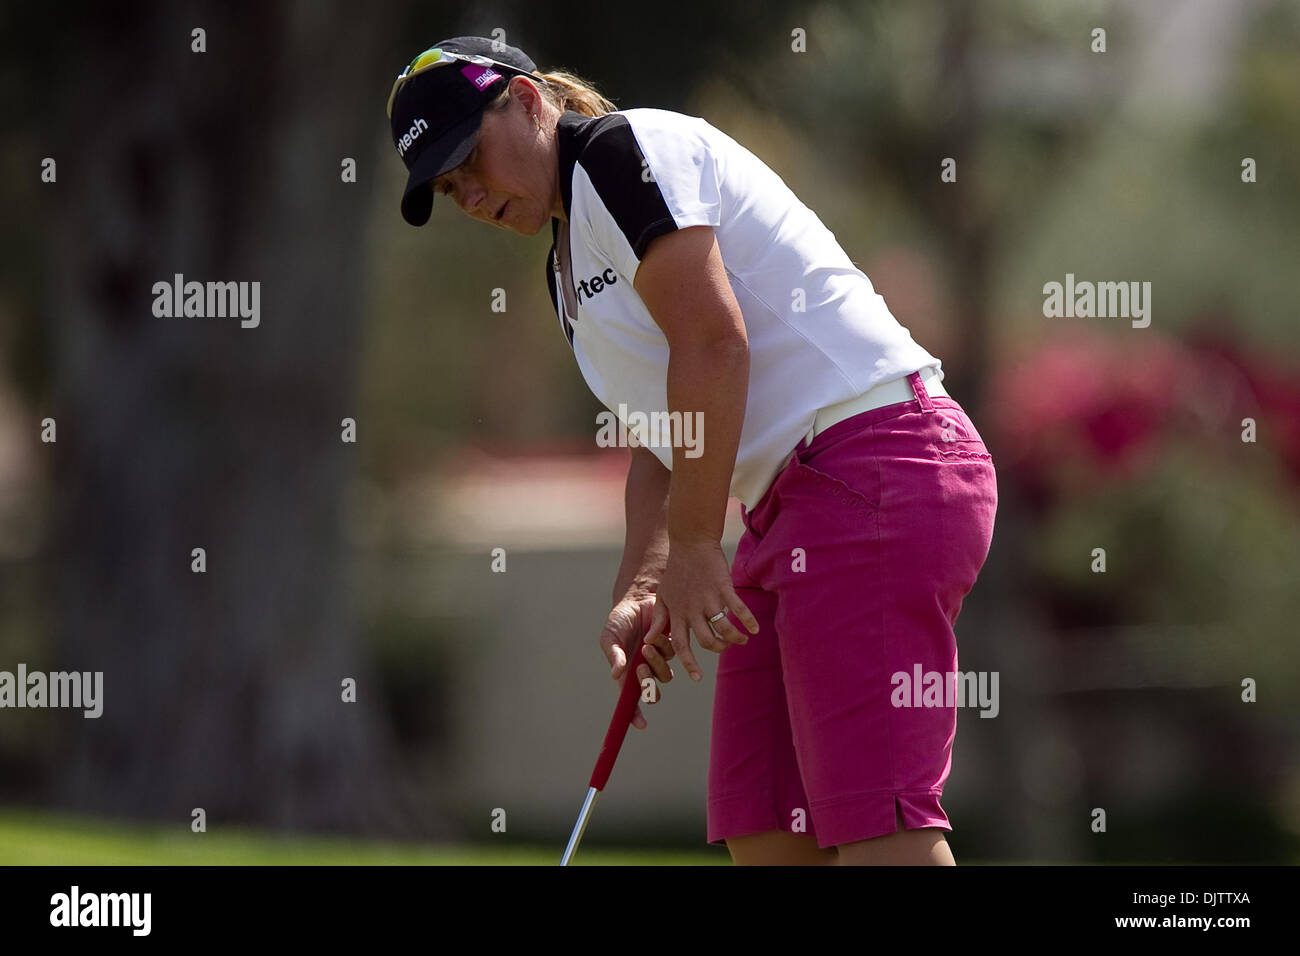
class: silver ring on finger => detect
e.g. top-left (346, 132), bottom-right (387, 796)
top-left (707, 610), bottom-right (727, 624)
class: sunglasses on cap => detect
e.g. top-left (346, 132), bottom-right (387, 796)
top-left (385, 46), bottom-right (539, 119)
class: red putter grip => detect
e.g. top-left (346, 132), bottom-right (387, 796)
top-left (589, 641), bottom-right (649, 791)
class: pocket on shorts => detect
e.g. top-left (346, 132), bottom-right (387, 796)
top-left (935, 438), bottom-right (992, 462)
top-left (932, 410), bottom-right (994, 463)
top-left (789, 421), bottom-right (882, 511)
top-left (789, 457), bottom-right (880, 514)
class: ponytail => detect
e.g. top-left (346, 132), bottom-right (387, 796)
top-left (532, 70), bottom-right (617, 117)
top-left (485, 68), bottom-right (617, 118)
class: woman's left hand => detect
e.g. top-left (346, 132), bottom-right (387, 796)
top-left (642, 537), bottom-right (760, 683)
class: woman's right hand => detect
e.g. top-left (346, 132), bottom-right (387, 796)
top-left (600, 591), bottom-right (677, 730)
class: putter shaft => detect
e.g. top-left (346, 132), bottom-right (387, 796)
top-left (559, 642), bottom-right (648, 865)
top-left (560, 787), bottom-right (599, 866)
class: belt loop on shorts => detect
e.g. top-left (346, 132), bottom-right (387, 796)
top-left (908, 370), bottom-right (935, 412)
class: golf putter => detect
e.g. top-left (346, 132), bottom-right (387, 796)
top-left (560, 640), bottom-right (650, 866)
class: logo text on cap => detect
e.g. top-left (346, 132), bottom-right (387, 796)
top-left (397, 117), bottom-right (429, 157)
top-left (461, 64), bottom-right (503, 90)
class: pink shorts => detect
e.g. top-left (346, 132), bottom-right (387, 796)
top-left (707, 371), bottom-right (998, 849)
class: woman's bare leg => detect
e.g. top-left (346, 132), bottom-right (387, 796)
top-left (726, 830), bottom-right (838, 865)
top-left (835, 803), bottom-right (956, 865)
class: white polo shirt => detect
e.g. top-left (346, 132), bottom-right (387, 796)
top-left (545, 107), bottom-right (942, 508)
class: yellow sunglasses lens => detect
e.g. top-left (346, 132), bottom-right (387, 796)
top-left (407, 48), bottom-right (445, 74)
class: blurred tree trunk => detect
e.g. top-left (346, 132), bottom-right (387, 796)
top-left (40, 0), bottom-right (439, 836)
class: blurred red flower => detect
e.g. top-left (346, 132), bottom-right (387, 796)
top-left (985, 323), bottom-right (1300, 507)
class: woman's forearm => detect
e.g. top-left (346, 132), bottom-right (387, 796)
top-left (612, 445), bottom-right (672, 605)
top-left (665, 338), bottom-right (749, 546)
top-left (611, 333), bottom-right (749, 606)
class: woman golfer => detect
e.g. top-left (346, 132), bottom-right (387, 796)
top-left (388, 36), bottom-right (998, 865)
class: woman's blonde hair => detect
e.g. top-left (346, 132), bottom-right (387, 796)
top-left (486, 68), bottom-right (617, 118)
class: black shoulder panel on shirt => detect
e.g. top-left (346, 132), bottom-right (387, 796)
top-left (577, 115), bottom-right (679, 262)
top-left (544, 243), bottom-right (558, 318)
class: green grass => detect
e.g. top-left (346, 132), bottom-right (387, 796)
top-left (3, 810), bottom-right (1104, 864)
top-left (0, 809), bottom-right (729, 865)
